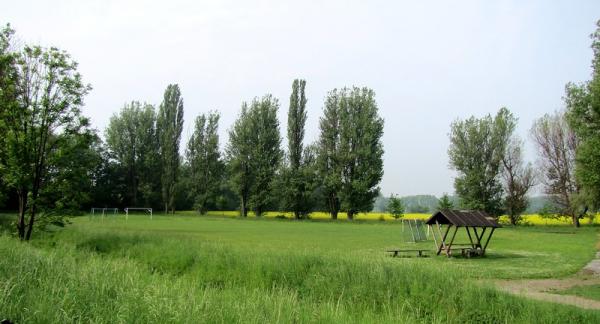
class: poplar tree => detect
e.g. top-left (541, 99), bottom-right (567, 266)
top-left (248, 95), bottom-right (282, 216)
top-left (338, 87), bottom-right (385, 220)
top-left (157, 84), bottom-right (184, 214)
top-left (106, 102), bottom-right (159, 207)
top-left (282, 79), bottom-right (316, 219)
top-left (318, 87), bottom-right (385, 220)
top-left (187, 111), bottom-right (223, 214)
top-left (317, 90), bottom-right (342, 219)
top-left (227, 104), bottom-right (253, 217)
top-left (227, 95), bottom-right (282, 217)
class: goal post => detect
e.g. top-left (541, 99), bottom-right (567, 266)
top-left (401, 219), bottom-right (428, 243)
top-left (90, 207), bottom-right (119, 219)
top-left (124, 207), bottom-right (153, 220)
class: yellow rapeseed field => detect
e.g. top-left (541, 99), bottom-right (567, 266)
top-left (203, 211), bottom-right (600, 225)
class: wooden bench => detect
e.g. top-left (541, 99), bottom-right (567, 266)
top-left (386, 249), bottom-right (429, 257)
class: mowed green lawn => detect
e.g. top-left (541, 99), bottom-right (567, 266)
top-left (1, 213), bottom-right (599, 323)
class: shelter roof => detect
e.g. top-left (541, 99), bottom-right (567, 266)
top-left (425, 210), bottom-right (501, 228)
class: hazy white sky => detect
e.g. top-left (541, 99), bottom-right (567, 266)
top-left (4, 0), bottom-right (599, 196)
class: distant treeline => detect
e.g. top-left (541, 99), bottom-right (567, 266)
top-left (372, 194), bottom-right (558, 214)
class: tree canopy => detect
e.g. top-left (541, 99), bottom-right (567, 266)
top-left (157, 84), bottom-right (184, 214)
top-left (0, 24), bottom-right (92, 239)
top-left (448, 107), bottom-right (516, 216)
top-left (565, 20), bottom-right (600, 212)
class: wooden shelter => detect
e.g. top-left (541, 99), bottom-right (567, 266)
top-left (425, 210), bottom-right (501, 257)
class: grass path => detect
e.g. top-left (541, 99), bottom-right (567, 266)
top-left (493, 236), bottom-right (600, 310)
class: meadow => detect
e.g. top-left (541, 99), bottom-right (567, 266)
top-left (1, 212), bottom-right (599, 323)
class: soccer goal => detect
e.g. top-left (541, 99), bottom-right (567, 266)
top-left (90, 207), bottom-right (119, 219)
top-left (124, 207), bottom-right (153, 220)
top-left (401, 219), bottom-right (428, 243)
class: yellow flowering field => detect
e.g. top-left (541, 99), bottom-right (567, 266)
top-left (202, 210), bottom-right (599, 225)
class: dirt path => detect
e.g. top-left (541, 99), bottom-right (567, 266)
top-left (492, 252), bottom-right (600, 310)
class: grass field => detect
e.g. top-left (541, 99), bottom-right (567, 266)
top-left (1, 213), bottom-right (599, 323)
top-left (556, 285), bottom-right (600, 302)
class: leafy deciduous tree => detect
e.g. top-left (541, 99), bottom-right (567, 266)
top-left (281, 79), bottom-right (316, 219)
top-left (502, 137), bottom-right (535, 225)
top-left (247, 95), bottom-right (282, 217)
top-left (228, 95), bottom-right (282, 217)
top-left (338, 87), bottom-right (385, 220)
top-left (565, 20), bottom-right (600, 212)
top-left (531, 112), bottom-right (584, 227)
top-left (437, 193), bottom-right (454, 210)
top-left (227, 104), bottom-right (253, 217)
top-left (187, 111), bottom-right (223, 214)
top-left (1, 34), bottom-right (91, 239)
top-left (105, 102), bottom-right (160, 208)
top-left (157, 84), bottom-right (184, 214)
top-left (387, 194), bottom-right (404, 220)
top-left (448, 107), bottom-right (516, 216)
top-left (317, 91), bottom-right (342, 219)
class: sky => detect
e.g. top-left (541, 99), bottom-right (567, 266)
top-left (4, 0), bottom-right (600, 197)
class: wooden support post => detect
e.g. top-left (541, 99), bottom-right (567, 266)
top-left (481, 227), bottom-right (496, 256)
top-left (437, 224), bottom-right (452, 255)
top-left (473, 227), bottom-right (486, 249)
top-left (465, 226), bottom-right (475, 249)
top-left (445, 226), bottom-right (459, 257)
top-left (435, 221), bottom-right (445, 254)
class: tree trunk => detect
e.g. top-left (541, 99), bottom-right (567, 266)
top-left (509, 214), bottom-right (517, 226)
top-left (573, 215), bottom-right (580, 227)
top-left (328, 193), bottom-right (339, 220)
top-left (347, 210), bottom-right (354, 221)
top-left (240, 196), bottom-right (247, 217)
top-left (17, 190), bottom-right (27, 240)
top-left (25, 204), bottom-right (36, 241)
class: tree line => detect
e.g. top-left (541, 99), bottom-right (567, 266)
top-left (443, 20), bottom-right (600, 227)
top-left (0, 24), bottom-right (385, 239)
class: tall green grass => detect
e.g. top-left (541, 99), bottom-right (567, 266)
top-left (1, 221), bottom-right (600, 323)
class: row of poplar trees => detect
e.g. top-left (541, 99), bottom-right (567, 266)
top-left (100, 80), bottom-right (385, 220)
top-left (0, 22), bottom-right (385, 239)
top-left (223, 81), bottom-right (385, 219)
top-left (103, 85), bottom-right (184, 214)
